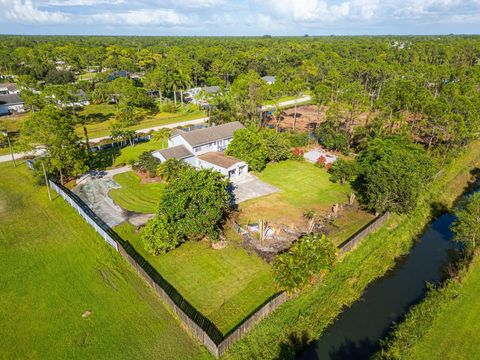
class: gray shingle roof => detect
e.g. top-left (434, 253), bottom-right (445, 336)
top-left (204, 86), bottom-right (221, 94)
top-left (174, 121), bottom-right (244, 147)
top-left (261, 76), bottom-right (276, 83)
top-left (197, 152), bottom-right (244, 169)
top-left (156, 145), bottom-right (193, 160)
top-left (0, 94), bottom-right (23, 105)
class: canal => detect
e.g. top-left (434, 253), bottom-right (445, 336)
top-left (297, 211), bottom-right (462, 360)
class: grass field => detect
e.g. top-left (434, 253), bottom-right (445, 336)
top-left (239, 160), bottom-right (369, 241)
top-left (109, 172), bottom-right (165, 213)
top-left (115, 223), bottom-right (277, 334)
top-left (0, 162), bottom-right (209, 360)
top-left (113, 136), bottom-right (168, 166)
top-left (77, 104), bottom-right (205, 139)
top-left (407, 256), bottom-right (480, 359)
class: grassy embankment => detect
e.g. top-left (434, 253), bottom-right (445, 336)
top-left (239, 160), bottom-right (374, 246)
top-left (0, 161), bottom-right (210, 360)
top-left (109, 172), bottom-right (165, 214)
top-left (222, 140), bottom-right (480, 359)
top-left (375, 255), bottom-right (480, 360)
top-left (115, 223), bottom-right (277, 335)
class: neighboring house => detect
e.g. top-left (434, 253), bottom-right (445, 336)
top-left (0, 94), bottom-right (25, 115)
top-left (108, 70), bottom-right (130, 81)
top-left (261, 76), bottom-right (276, 85)
top-left (49, 89), bottom-right (90, 108)
top-left (0, 83), bottom-right (19, 95)
top-left (72, 89), bottom-right (90, 107)
top-left (152, 121), bottom-right (248, 178)
top-left (184, 86), bottom-right (222, 107)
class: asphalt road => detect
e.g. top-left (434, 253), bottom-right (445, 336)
top-left (0, 95), bottom-right (312, 163)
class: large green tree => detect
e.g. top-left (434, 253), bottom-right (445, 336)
top-left (354, 136), bottom-right (436, 214)
top-left (142, 167), bottom-right (231, 255)
top-left (20, 106), bottom-right (88, 184)
top-left (225, 127), bottom-right (290, 171)
top-left (451, 192), bottom-right (480, 256)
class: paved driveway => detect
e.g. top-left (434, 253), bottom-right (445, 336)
top-left (231, 173), bottom-right (280, 204)
top-left (72, 166), bottom-right (154, 228)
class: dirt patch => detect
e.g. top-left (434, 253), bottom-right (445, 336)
top-left (266, 104), bottom-right (374, 132)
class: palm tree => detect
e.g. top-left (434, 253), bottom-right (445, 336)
top-left (167, 69), bottom-right (190, 108)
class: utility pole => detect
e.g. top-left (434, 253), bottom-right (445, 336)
top-left (2, 129), bottom-right (16, 167)
top-left (42, 162), bottom-right (52, 201)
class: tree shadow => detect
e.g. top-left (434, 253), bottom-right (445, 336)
top-left (275, 330), bottom-right (310, 360)
top-left (83, 112), bottom-right (114, 124)
top-left (88, 147), bottom-right (121, 170)
top-left (328, 337), bottom-right (378, 360)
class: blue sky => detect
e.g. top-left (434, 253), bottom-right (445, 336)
top-left (0, 0), bottom-right (479, 36)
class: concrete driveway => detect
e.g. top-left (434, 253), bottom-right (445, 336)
top-left (72, 166), bottom-right (154, 228)
top-left (230, 173), bottom-right (280, 204)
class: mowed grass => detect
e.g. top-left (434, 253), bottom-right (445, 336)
top-left (77, 104), bottom-right (206, 139)
top-left (115, 223), bottom-right (277, 335)
top-left (409, 257), bottom-right (480, 360)
top-left (114, 136), bottom-right (168, 166)
top-left (239, 160), bottom-right (352, 228)
top-left (109, 172), bottom-right (165, 213)
top-left (0, 162), bottom-right (209, 360)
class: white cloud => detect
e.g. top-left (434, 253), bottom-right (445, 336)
top-left (174, 0), bottom-right (225, 8)
top-left (2, 0), bottom-right (70, 24)
top-left (46, 0), bottom-right (125, 5)
top-left (252, 0), bottom-right (378, 23)
top-left (88, 8), bottom-right (195, 27)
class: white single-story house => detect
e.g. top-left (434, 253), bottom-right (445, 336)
top-left (0, 83), bottom-right (19, 95)
top-left (0, 94), bottom-right (25, 115)
top-left (152, 121), bottom-right (248, 178)
top-left (184, 86), bottom-right (222, 107)
top-left (261, 76), bottom-right (276, 85)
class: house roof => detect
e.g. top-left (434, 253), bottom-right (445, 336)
top-left (0, 83), bottom-right (17, 92)
top-left (204, 86), bottom-right (221, 94)
top-left (174, 121), bottom-right (244, 147)
top-left (0, 94), bottom-right (23, 105)
top-left (197, 152), bottom-right (245, 169)
top-left (156, 145), bottom-right (193, 160)
top-left (261, 76), bottom-right (276, 83)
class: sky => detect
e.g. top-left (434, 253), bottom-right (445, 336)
top-left (0, 0), bottom-right (479, 36)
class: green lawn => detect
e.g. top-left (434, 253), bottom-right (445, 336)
top-left (115, 223), bottom-right (277, 334)
top-left (240, 160), bottom-right (351, 226)
top-left (77, 104), bottom-right (206, 139)
top-left (114, 136), bottom-right (168, 166)
top-left (404, 257), bottom-right (480, 359)
top-left (109, 172), bottom-right (165, 213)
top-left (0, 162), bottom-right (209, 360)
top-left (239, 160), bottom-right (373, 246)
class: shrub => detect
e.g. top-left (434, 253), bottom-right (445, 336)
top-left (272, 234), bottom-right (336, 293)
top-left (133, 152), bottom-right (159, 178)
top-left (157, 158), bottom-right (188, 182)
top-left (292, 148), bottom-right (305, 159)
top-left (315, 155), bottom-right (326, 168)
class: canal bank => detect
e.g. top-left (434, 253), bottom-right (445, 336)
top-left (297, 212), bottom-right (462, 360)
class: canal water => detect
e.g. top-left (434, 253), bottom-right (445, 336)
top-left (297, 212), bottom-right (461, 360)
